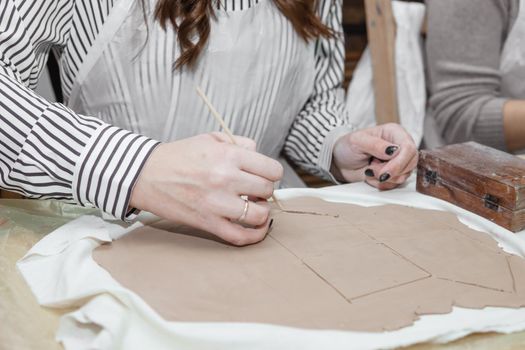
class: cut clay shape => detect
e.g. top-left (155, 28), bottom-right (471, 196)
top-left (93, 197), bottom-right (525, 332)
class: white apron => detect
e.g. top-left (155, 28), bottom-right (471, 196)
top-left (424, 0), bottom-right (525, 150)
top-left (67, 0), bottom-right (315, 186)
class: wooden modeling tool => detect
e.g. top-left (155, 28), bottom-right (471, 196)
top-left (196, 86), bottom-right (285, 211)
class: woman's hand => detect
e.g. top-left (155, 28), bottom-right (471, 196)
top-left (331, 123), bottom-right (418, 190)
top-left (130, 132), bottom-right (283, 246)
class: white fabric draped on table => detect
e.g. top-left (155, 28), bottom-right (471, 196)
top-left (17, 177), bottom-right (525, 350)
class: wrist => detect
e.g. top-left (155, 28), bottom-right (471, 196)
top-left (318, 126), bottom-right (354, 183)
top-left (128, 143), bottom-right (163, 213)
top-left (73, 123), bottom-right (160, 221)
top-left (330, 145), bottom-right (346, 183)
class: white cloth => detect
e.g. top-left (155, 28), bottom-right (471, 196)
top-left (345, 1), bottom-right (426, 145)
top-left (17, 176), bottom-right (525, 350)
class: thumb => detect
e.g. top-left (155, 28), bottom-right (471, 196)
top-left (209, 132), bottom-right (257, 152)
top-left (350, 131), bottom-right (400, 161)
top-left (232, 136), bottom-right (257, 152)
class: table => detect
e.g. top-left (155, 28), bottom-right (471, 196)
top-left (1, 199), bottom-right (525, 350)
top-left (0, 200), bottom-right (94, 350)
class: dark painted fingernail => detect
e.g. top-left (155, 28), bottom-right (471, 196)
top-left (385, 146), bottom-right (398, 156)
top-left (379, 173), bottom-right (391, 182)
top-left (365, 169), bottom-right (375, 177)
top-left (269, 219), bottom-right (274, 229)
top-left (368, 156), bottom-right (374, 165)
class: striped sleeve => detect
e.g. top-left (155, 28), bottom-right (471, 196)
top-left (0, 1), bottom-right (159, 220)
top-left (283, 0), bottom-right (353, 182)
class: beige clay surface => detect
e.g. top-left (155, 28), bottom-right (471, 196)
top-left (93, 197), bottom-right (525, 332)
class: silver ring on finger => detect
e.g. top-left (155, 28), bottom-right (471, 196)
top-left (237, 198), bottom-right (250, 223)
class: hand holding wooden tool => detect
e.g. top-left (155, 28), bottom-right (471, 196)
top-left (196, 86), bottom-right (285, 211)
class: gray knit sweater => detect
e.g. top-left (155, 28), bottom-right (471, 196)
top-left (424, 0), bottom-right (519, 150)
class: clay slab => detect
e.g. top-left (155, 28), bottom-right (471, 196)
top-left (93, 198), bottom-right (525, 331)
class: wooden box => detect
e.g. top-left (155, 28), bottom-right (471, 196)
top-left (416, 142), bottom-right (525, 232)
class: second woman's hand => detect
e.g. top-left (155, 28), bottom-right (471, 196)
top-left (129, 132), bottom-right (283, 246)
top-left (331, 123), bottom-right (418, 190)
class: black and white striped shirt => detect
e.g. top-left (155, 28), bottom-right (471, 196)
top-left (0, 0), bottom-right (348, 220)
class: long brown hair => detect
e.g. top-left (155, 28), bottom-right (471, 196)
top-left (151, 0), bottom-right (333, 69)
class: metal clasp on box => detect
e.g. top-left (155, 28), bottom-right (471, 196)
top-left (483, 194), bottom-right (500, 211)
top-left (424, 170), bottom-right (438, 185)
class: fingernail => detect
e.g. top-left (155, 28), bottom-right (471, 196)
top-left (379, 173), bottom-right (391, 182)
top-left (365, 169), bottom-right (375, 177)
top-left (269, 219), bottom-right (274, 229)
top-left (368, 156), bottom-right (374, 165)
top-left (385, 146), bottom-right (398, 156)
